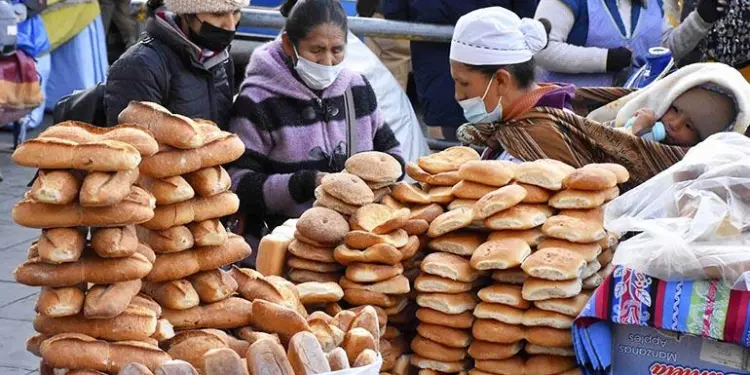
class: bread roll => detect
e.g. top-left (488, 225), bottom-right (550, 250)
top-left (524, 326), bottom-right (573, 347)
top-left (345, 263), bottom-right (404, 283)
top-left (288, 256), bottom-right (343, 273)
top-left (40, 333), bottom-right (170, 372)
top-left (13, 137), bottom-right (142, 172)
top-left (410, 354), bottom-right (469, 373)
top-left (35, 302), bottom-right (157, 341)
top-left (119, 363), bottom-right (156, 375)
top-left (458, 160), bottom-right (516, 187)
top-left (26, 333), bottom-right (49, 357)
top-left (256, 233), bottom-right (292, 277)
top-left (548, 189), bottom-right (607, 210)
top-left (427, 207), bottom-right (474, 238)
top-left (297, 282), bottom-right (344, 304)
top-left (202, 348), bottom-right (248, 375)
top-left (167, 330), bottom-right (227, 371)
top-left (521, 308), bottom-right (574, 329)
top-left (162, 297), bottom-right (252, 330)
top-left (483, 204), bottom-right (554, 231)
top-left (346, 152), bottom-right (402, 183)
top-left (37, 228), bottom-right (86, 264)
top-left (514, 160), bottom-right (574, 190)
top-left (473, 185), bottom-right (527, 220)
top-left (521, 248), bottom-right (586, 281)
top-left (141, 192), bottom-right (239, 231)
top-left (580, 260), bottom-right (602, 279)
top-left (140, 133), bottom-right (244, 178)
top-left (353, 349), bottom-right (379, 368)
top-left (391, 183), bottom-right (431, 205)
top-left (326, 347), bottom-right (350, 371)
top-left (15, 253), bottom-right (152, 287)
top-left (470, 239), bottom-right (531, 271)
top-left (421, 252), bottom-right (477, 282)
top-left (414, 274), bottom-right (472, 294)
top-left (427, 231), bottom-right (485, 256)
top-left (40, 121), bottom-right (159, 157)
top-left (322, 173), bottom-right (375, 206)
top-left (416, 293), bottom-right (477, 315)
top-left (229, 267), bottom-right (293, 307)
top-left (84, 279), bottom-right (142, 319)
top-left (488, 229), bottom-right (545, 248)
top-left (468, 340), bottom-right (523, 361)
top-left (451, 180), bottom-right (496, 200)
top-left (235, 327), bottom-right (281, 346)
top-left (334, 243), bottom-right (402, 266)
top-left (340, 275), bottom-right (410, 295)
top-left (29, 170), bottom-right (82, 205)
top-left (314, 186), bottom-right (360, 216)
top-left (542, 215), bottom-right (606, 244)
top-left (146, 234), bottom-right (251, 282)
top-left (183, 166), bottom-right (231, 198)
top-left (131, 294), bottom-right (163, 317)
top-left (288, 240), bottom-right (336, 264)
top-left (538, 239), bottom-right (602, 262)
top-left (138, 245), bottom-right (156, 266)
top-left (403, 219), bottom-right (429, 236)
top-left (562, 167), bottom-right (617, 191)
top-left (80, 169), bottom-right (139, 207)
top-left (137, 226), bottom-right (194, 254)
top-left (351, 204), bottom-right (410, 235)
top-left (583, 271), bottom-right (605, 290)
top-left (187, 220), bottom-right (227, 248)
top-left (491, 269), bottom-right (528, 285)
top-left (154, 360), bottom-right (200, 375)
top-left (136, 175), bottom-right (195, 205)
top-left (345, 229), bottom-right (409, 250)
top-left (418, 147), bottom-right (480, 174)
top-left (472, 319), bottom-right (525, 344)
top-left (188, 269), bottom-right (238, 304)
top-left (118, 102), bottom-right (203, 149)
top-left (287, 269), bottom-right (340, 284)
top-left (417, 323), bottom-right (471, 348)
top-left (477, 285), bottom-right (529, 309)
top-left (416, 308), bottom-right (474, 329)
top-left (343, 289), bottom-right (406, 308)
top-left (343, 328), bottom-right (377, 364)
top-left (522, 278), bottom-right (582, 301)
top-left (91, 226), bottom-right (138, 258)
top-left (36, 286), bottom-right (84, 317)
top-left (142, 280), bottom-right (200, 310)
top-left (295, 207), bottom-right (349, 247)
top-left (251, 300), bottom-right (311, 344)
top-left (287, 331), bottom-right (331, 375)
top-left (525, 344), bottom-right (576, 357)
top-left (246, 339), bottom-right (294, 375)
top-left (13, 187), bottom-right (156, 229)
top-left (473, 302), bottom-right (525, 325)
top-left (515, 183), bottom-right (552, 204)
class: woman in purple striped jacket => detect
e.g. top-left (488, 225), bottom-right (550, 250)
top-left (227, 0), bottom-right (404, 255)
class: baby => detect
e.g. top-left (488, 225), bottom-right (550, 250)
top-left (625, 87), bottom-right (737, 147)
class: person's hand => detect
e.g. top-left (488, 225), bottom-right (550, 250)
top-left (632, 108), bottom-right (657, 135)
top-left (315, 172), bottom-right (329, 186)
top-left (606, 47), bottom-right (633, 73)
top-left (697, 0), bottom-right (728, 23)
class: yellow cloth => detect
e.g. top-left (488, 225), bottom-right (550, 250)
top-left (42, 1), bottom-right (101, 51)
top-left (741, 66), bottom-right (750, 83)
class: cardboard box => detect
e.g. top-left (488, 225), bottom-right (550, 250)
top-left (613, 325), bottom-right (750, 375)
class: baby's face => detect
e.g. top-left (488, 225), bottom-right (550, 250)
top-left (661, 88), bottom-right (736, 147)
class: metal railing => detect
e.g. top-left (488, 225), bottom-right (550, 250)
top-left (128, 0), bottom-right (454, 42)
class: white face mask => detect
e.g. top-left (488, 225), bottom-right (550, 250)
top-left (293, 45), bottom-right (344, 90)
top-left (459, 77), bottom-right (502, 124)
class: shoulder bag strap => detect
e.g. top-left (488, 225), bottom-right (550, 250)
top-left (344, 87), bottom-right (356, 158)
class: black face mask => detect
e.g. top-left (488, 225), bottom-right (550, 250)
top-left (189, 20), bottom-right (236, 52)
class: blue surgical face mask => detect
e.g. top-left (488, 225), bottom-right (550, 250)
top-left (459, 78), bottom-right (502, 124)
top-left (293, 45), bottom-right (344, 90)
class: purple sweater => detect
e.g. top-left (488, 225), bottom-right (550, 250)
top-left (228, 41), bottom-right (403, 236)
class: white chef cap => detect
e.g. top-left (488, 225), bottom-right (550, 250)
top-left (450, 7), bottom-right (547, 66)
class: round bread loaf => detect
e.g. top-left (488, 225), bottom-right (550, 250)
top-left (448, 199), bottom-right (477, 211)
top-left (404, 219), bottom-right (429, 236)
top-left (451, 180), bottom-right (497, 200)
top-left (471, 319), bottom-right (525, 344)
top-left (538, 239), bottom-right (602, 262)
top-left (521, 308), bottom-right (575, 329)
top-left (542, 215), bottom-right (606, 244)
top-left (427, 231), bottom-right (486, 256)
top-left (563, 167), bottom-right (618, 191)
top-left (288, 240), bottom-right (336, 263)
top-left (427, 208), bottom-right (473, 238)
top-left (411, 335), bottom-right (468, 362)
top-left (549, 189), bottom-right (607, 209)
top-left (322, 173), bottom-right (374, 206)
top-left (345, 263), bottom-right (404, 283)
top-left (514, 160), bottom-right (575, 191)
top-left (468, 340), bottom-right (523, 360)
top-left (296, 208), bottom-right (349, 247)
top-left (522, 278), bottom-right (582, 301)
top-left (473, 302), bottom-right (525, 325)
top-left (470, 239), bottom-right (532, 271)
top-left (515, 183), bottom-right (553, 203)
top-left (392, 183), bottom-right (431, 204)
top-left (287, 269), bottom-right (341, 284)
top-left (477, 285), bottom-right (530, 309)
top-left (418, 146), bottom-right (480, 175)
top-left (345, 152), bottom-right (402, 183)
top-left (521, 248), bottom-right (586, 281)
top-left (473, 184), bottom-right (527, 220)
top-left (427, 170), bottom-right (462, 186)
top-left (287, 256), bottom-right (344, 273)
top-left (410, 203), bottom-right (445, 223)
top-left (340, 275), bottom-right (411, 295)
top-left (525, 344), bottom-right (576, 357)
top-left (410, 354), bottom-right (469, 373)
top-left (458, 160), bottom-right (516, 187)
top-left (421, 252), bottom-right (478, 282)
top-left (343, 289), bottom-right (406, 308)
top-left (314, 187), bottom-right (359, 216)
top-left (580, 260), bottom-right (602, 279)
top-left (351, 204), bottom-right (410, 235)
top-left (345, 229), bottom-right (409, 250)
top-left (488, 228), bottom-right (545, 247)
top-left (491, 269), bottom-right (528, 285)
top-left (414, 274), bottom-right (473, 294)
top-left (584, 163), bottom-right (629, 184)
top-left (417, 323), bottom-right (472, 348)
top-left (525, 326), bottom-right (574, 347)
top-left (296, 282), bottom-right (344, 305)
top-left (416, 308), bottom-right (475, 329)
top-left (416, 292), bottom-right (478, 315)
top-left (483, 204), bottom-right (554, 231)
top-left (533, 294), bottom-right (590, 317)
top-left (334, 243), bottom-right (403, 266)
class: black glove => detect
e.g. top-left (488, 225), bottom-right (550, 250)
top-left (606, 47), bottom-right (633, 73)
top-left (356, 0), bottom-right (379, 17)
top-left (696, 0), bottom-right (726, 23)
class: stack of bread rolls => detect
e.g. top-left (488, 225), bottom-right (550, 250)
top-left (255, 219), bottom-right (298, 277)
top-left (10, 121), bottom-right (176, 373)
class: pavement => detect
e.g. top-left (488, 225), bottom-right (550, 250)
top-left (0, 118), bottom-right (56, 374)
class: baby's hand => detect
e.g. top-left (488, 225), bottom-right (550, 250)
top-left (632, 108), bottom-right (657, 135)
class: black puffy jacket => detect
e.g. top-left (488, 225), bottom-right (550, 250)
top-left (104, 15), bottom-right (235, 127)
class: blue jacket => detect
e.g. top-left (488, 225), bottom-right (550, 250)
top-left (382, 0), bottom-right (538, 128)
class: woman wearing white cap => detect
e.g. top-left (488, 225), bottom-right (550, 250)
top-left (449, 7), bottom-right (575, 161)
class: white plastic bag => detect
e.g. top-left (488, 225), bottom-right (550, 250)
top-left (605, 133), bottom-right (750, 288)
top-left (320, 356), bottom-right (383, 375)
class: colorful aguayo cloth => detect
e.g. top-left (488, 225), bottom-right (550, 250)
top-left (573, 266), bottom-right (750, 374)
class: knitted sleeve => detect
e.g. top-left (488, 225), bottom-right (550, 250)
top-left (660, 10), bottom-right (712, 61)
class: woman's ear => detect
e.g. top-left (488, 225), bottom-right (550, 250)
top-left (494, 69), bottom-right (513, 97)
top-left (281, 33), bottom-right (295, 59)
